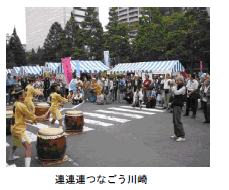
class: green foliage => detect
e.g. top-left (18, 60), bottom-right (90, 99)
top-left (42, 22), bottom-right (63, 62)
top-left (81, 7), bottom-right (104, 60)
top-left (104, 7), bottom-right (131, 65)
top-left (6, 27), bottom-right (26, 67)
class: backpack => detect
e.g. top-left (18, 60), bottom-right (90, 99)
top-left (119, 80), bottom-right (126, 92)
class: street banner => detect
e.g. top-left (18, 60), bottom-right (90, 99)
top-left (75, 60), bottom-right (80, 78)
top-left (200, 61), bottom-right (202, 72)
top-left (62, 57), bottom-right (72, 84)
top-left (104, 51), bottom-right (110, 68)
top-left (107, 70), bottom-right (110, 75)
top-left (184, 72), bottom-right (188, 79)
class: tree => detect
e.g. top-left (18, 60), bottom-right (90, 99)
top-left (42, 22), bottom-right (63, 62)
top-left (105, 7), bottom-right (131, 65)
top-left (181, 9), bottom-right (210, 73)
top-left (81, 7), bottom-right (104, 60)
top-left (7, 27), bottom-right (26, 66)
top-left (59, 13), bottom-right (86, 60)
top-left (135, 7), bottom-right (168, 61)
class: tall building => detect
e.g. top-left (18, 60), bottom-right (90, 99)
top-left (25, 7), bottom-right (99, 52)
top-left (109, 7), bottom-right (141, 23)
top-left (72, 7), bottom-right (99, 24)
top-left (111, 7), bottom-right (210, 23)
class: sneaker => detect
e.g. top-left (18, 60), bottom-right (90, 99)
top-left (170, 135), bottom-right (177, 139)
top-left (183, 114), bottom-right (189, 116)
top-left (176, 137), bottom-right (185, 142)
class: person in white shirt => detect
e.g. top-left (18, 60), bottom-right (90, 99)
top-left (170, 76), bottom-right (186, 142)
top-left (72, 89), bottom-right (83, 105)
top-left (199, 79), bottom-right (210, 123)
top-left (132, 88), bottom-right (143, 108)
top-left (69, 75), bottom-right (82, 95)
top-left (108, 77), bottom-right (113, 93)
top-left (183, 74), bottom-right (199, 118)
top-left (161, 74), bottom-right (171, 109)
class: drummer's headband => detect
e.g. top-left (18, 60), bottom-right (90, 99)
top-left (11, 90), bottom-right (24, 95)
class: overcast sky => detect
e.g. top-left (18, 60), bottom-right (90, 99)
top-left (5, 7), bottom-right (110, 44)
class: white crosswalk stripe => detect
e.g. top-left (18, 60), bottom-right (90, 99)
top-left (6, 163), bottom-right (17, 167)
top-left (24, 131), bottom-right (37, 142)
top-left (84, 112), bottom-right (130, 123)
top-left (84, 119), bottom-right (113, 127)
top-left (108, 108), bottom-right (156, 115)
top-left (30, 123), bottom-right (50, 129)
top-left (6, 142), bottom-right (10, 147)
top-left (83, 126), bottom-right (95, 132)
top-left (120, 106), bottom-right (165, 112)
top-left (95, 109), bottom-right (144, 119)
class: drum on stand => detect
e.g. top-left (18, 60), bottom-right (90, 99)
top-left (65, 111), bottom-right (84, 132)
top-left (6, 111), bottom-right (14, 135)
top-left (35, 103), bottom-right (50, 122)
top-left (36, 128), bottom-right (67, 161)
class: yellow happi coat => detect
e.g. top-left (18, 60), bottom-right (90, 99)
top-left (11, 102), bottom-right (37, 147)
top-left (50, 92), bottom-right (68, 120)
top-left (24, 84), bottom-right (41, 114)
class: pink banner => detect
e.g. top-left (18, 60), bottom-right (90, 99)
top-left (62, 58), bottom-right (72, 84)
top-left (200, 61), bottom-right (202, 72)
top-left (184, 72), bottom-right (188, 79)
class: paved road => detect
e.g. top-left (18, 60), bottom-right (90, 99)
top-left (6, 101), bottom-right (210, 167)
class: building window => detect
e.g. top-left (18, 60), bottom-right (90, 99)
top-left (129, 11), bottom-right (138, 16)
top-left (119, 14), bottom-right (128, 18)
top-left (129, 7), bottom-right (138, 11)
top-left (119, 9), bottom-right (127, 14)
top-left (120, 18), bottom-right (127, 22)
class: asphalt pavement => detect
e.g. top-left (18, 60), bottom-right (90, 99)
top-left (6, 100), bottom-right (210, 167)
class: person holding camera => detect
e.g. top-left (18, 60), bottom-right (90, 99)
top-left (170, 76), bottom-right (186, 142)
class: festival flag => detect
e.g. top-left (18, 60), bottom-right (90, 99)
top-left (62, 57), bottom-right (72, 84)
top-left (200, 61), bottom-right (202, 72)
top-left (104, 51), bottom-right (110, 68)
top-left (76, 60), bottom-right (80, 78)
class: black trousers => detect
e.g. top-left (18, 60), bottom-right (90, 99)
top-left (72, 99), bottom-right (82, 105)
top-left (44, 89), bottom-right (50, 100)
top-left (124, 96), bottom-right (133, 104)
top-left (150, 98), bottom-right (156, 108)
top-left (185, 94), bottom-right (198, 115)
top-left (113, 87), bottom-right (117, 100)
top-left (173, 106), bottom-right (185, 138)
top-left (202, 100), bottom-right (210, 122)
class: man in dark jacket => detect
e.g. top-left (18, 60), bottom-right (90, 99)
top-left (170, 76), bottom-right (186, 142)
top-left (43, 77), bottom-right (51, 100)
top-left (21, 77), bottom-right (28, 91)
top-left (113, 77), bottom-right (118, 101)
top-left (123, 88), bottom-right (133, 104)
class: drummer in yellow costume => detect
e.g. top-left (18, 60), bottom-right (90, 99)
top-left (8, 87), bottom-right (47, 167)
top-left (24, 77), bottom-right (41, 114)
top-left (50, 83), bottom-right (70, 129)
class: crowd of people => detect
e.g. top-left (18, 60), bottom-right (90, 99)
top-left (6, 71), bottom-right (210, 166)
top-left (6, 71), bottom-right (210, 123)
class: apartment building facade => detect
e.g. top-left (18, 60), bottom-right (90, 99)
top-left (25, 7), bottom-right (99, 52)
